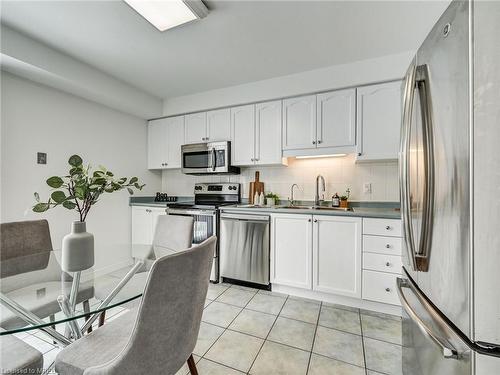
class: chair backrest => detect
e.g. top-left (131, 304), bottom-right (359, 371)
top-left (0, 220), bottom-right (52, 278)
top-left (152, 215), bottom-right (194, 252)
top-left (85, 236), bottom-right (216, 375)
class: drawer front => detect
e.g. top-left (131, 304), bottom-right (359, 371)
top-left (362, 270), bottom-right (401, 306)
top-left (363, 235), bottom-right (402, 255)
top-left (363, 218), bottom-right (402, 237)
top-left (363, 253), bottom-right (402, 274)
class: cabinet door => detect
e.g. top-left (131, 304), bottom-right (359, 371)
top-left (282, 95), bottom-right (316, 150)
top-left (147, 119), bottom-right (168, 169)
top-left (184, 112), bottom-right (207, 144)
top-left (316, 88), bottom-right (356, 149)
top-left (313, 215), bottom-right (361, 297)
top-left (230, 104), bottom-right (255, 166)
top-left (207, 108), bottom-right (231, 142)
top-left (131, 207), bottom-right (153, 245)
top-left (255, 100), bottom-right (282, 165)
top-left (165, 115), bottom-right (184, 169)
top-left (271, 214), bottom-right (312, 289)
top-left (150, 208), bottom-right (167, 239)
top-left (356, 81), bottom-right (402, 161)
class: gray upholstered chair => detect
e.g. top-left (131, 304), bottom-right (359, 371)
top-left (93, 215), bottom-right (194, 321)
top-left (55, 236), bottom-right (216, 375)
top-left (0, 220), bottom-right (94, 330)
top-left (0, 331), bottom-right (43, 374)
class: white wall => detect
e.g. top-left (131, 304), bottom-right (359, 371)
top-left (162, 155), bottom-right (398, 202)
top-left (0, 72), bottom-right (162, 270)
top-left (162, 51), bottom-right (413, 116)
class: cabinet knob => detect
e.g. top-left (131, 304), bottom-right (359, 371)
top-left (308, 219), bottom-right (312, 222)
top-left (358, 152), bottom-right (362, 156)
top-left (386, 226), bottom-right (391, 230)
top-left (206, 137), bottom-right (209, 141)
top-left (251, 158), bottom-right (254, 161)
top-left (318, 140), bottom-right (322, 144)
top-left (255, 158), bottom-right (259, 161)
top-left (386, 244), bottom-right (391, 248)
top-left (314, 219), bottom-right (318, 223)
top-left (386, 262), bottom-right (391, 267)
top-left (385, 287), bottom-right (391, 292)
top-left (312, 141), bottom-right (316, 145)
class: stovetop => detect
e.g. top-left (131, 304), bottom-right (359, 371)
top-left (167, 201), bottom-right (237, 210)
top-left (166, 182), bottom-right (241, 210)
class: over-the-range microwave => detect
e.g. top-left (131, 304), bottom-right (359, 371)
top-left (181, 141), bottom-right (240, 175)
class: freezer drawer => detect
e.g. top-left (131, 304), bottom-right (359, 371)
top-left (220, 213), bottom-right (270, 285)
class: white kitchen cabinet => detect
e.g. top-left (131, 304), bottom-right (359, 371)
top-left (255, 100), bottom-right (284, 165)
top-left (312, 215), bottom-right (362, 298)
top-left (317, 88), bottom-right (356, 150)
top-left (356, 81), bottom-right (402, 161)
top-left (231, 104), bottom-right (255, 165)
top-left (271, 214), bottom-right (312, 290)
top-left (184, 112), bottom-right (207, 144)
top-left (282, 95), bottom-right (316, 151)
top-left (147, 118), bottom-right (168, 169)
top-left (165, 115), bottom-right (185, 169)
top-left (131, 206), bottom-right (166, 245)
top-left (207, 108), bottom-right (231, 142)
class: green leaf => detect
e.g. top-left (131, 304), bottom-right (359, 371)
top-left (46, 176), bottom-right (64, 188)
top-left (68, 155), bottom-right (83, 167)
top-left (34, 192), bottom-right (40, 202)
top-left (93, 171), bottom-right (104, 177)
top-left (69, 167), bottom-right (83, 176)
top-left (134, 183), bottom-right (141, 189)
top-left (118, 177), bottom-right (127, 184)
top-left (62, 200), bottom-right (76, 210)
top-left (33, 203), bottom-right (50, 212)
top-left (51, 190), bottom-right (67, 203)
top-left (127, 188), bottom-right (134, 195)
top-left (129, 177), bottom-right (138, 184)
top-left (105, 171), bottom-right (114, 177)
top-left (75, 186), bottom-right (86, 199)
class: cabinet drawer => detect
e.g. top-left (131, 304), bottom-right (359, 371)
top-left (363, 235), bottom-right (402, 255)
top-left (363, 253), bottom-right (402, 274)
top-left (363, 218), bottom-right (401, 237)
top-left (362, 270), bottom-right (401, 306)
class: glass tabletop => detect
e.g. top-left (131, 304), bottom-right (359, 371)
top-left (0, 244), bottom-right (167, 336)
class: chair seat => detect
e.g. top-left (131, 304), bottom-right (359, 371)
top-left (55, 307), bottom-right (138, 375)
top-left (0, 334), bottom-right (43, 374)
top-left (0, 281), bottom-right (94, 329)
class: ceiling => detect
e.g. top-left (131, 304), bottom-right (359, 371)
top-left (0, 1), bottom-right (449, 100)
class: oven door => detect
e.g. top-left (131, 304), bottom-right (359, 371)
top-left (181, 142), bottom-right (230, 175)
top-left (166, 208), bottom-right (219, 282)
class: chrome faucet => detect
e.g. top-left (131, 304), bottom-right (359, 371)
top-left (289, 184), bottom-right (299, 206)
top-left (315, 175), bottom-right (326, 206)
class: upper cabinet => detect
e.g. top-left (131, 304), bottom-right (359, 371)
top-left (231, 101), bottom-right (286, 166)
top-left (184, 112), bottom-right (207, 144)
top-left (282, 90), bottom-right (356, 157)
top-left (356, 81), bottom-right (402, 161)
top-left (317, 88), bottom-right (356, 149)
top-left (207, 108), bottom-right (231, 142)
top-left (282, 95), bottom-right (316, 151)
top-left (147, 116), bottom-right (184, 169)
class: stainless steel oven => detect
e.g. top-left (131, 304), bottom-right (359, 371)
top-left (181, 141), bottom-right (240, 175)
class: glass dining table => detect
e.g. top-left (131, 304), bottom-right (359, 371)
top-left (0, 244), bottom-right (164, 346)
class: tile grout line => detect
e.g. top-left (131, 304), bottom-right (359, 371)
top-left (244, 294), bottom-right (290, 374)
top-left (305, 300), bottom-right (322, 375)
top-left (359, 310), bottom-right (369, 375)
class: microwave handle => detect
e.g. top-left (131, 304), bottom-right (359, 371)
top-left (212, 148), bottom-right (216, 171)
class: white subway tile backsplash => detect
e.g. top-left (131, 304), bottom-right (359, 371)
top-left (162, 155), bottom-right (399, 202)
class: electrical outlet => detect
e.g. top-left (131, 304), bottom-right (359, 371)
top-left (363, 183), bottom-right (372, 194)
top-left (37, 152), bottom-right (47, 164)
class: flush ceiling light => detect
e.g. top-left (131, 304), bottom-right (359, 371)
top-left (124, 0), bottom-right (208, 32)
top-left (295, 154), bottom-right (347, 159)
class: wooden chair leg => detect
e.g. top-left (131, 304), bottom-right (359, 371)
top-left (187, 354), bottom-right (198, 375)
top-left (98, 311), bottom-right (106, 327)
top-left (82, 300), bottom-right (92, 333)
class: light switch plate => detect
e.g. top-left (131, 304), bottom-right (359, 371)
top-left (37, 152), bottom-right (47, 164)
top-left (363, 183), bottom-right (372, 194)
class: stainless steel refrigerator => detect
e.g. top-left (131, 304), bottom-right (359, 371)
top-left (398, 1), bottom-right (500, 374)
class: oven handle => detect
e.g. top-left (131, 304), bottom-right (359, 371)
top-left (167, 208), bottom-right (216, 217)
top-left (220, 213), bottom-right (270, 222)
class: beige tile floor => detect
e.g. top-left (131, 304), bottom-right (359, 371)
top-left (18, 283), bottom-right (403, 375)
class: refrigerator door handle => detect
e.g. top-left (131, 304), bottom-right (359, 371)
top-left (400, 59), bottom-right (418, 271)
top-left (397, 277), bottom-right (460, 359)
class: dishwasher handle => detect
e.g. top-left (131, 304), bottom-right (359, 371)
top-left (220, 213), bottom-right (270, 222)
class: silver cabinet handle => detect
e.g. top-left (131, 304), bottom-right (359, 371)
top-left (318, 140), bottom-right (322, 144)
top-left (386, 262), bottom-right (391, 267)
top-left (386, 244), bottom-right (391, 248)
top-left (206, 137), bottom-right (209, 141)
top-left (314, 219), bottom-right (318, 223)
top-left (386, 225), bottom-right (391, 230)
top-left (385, 287), bottom-right (391, 292)
top-left (308, 219), bottom-right (312, 222)
top-left (312, 141), bottom-right (316, 145)
top-left (396, 277), bottom-right (460, 359)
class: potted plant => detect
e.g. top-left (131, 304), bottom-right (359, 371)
top-left (33, 155), bottom-right (145, 272)
top-left (340, 188), bottom-right (351, 208)
top-left (265, 192), bottom-right (279, 207)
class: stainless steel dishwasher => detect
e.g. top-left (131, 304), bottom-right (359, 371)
top-left (219, 213), bottom-right (270, 286)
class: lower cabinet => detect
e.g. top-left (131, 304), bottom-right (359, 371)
top-left (313, 216), bottom-right (362, 298)
top-left (271, 214), bottom-right (362, 297)
top-left (271, 214), bottom-right (312, 289)
top-left (131, 206), bottom-right (167, 244)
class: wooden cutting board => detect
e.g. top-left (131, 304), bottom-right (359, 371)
top-left (249, 171), bottom-right (264, 204)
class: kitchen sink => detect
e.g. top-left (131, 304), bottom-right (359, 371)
top-left (275, 205), bottom-right (352, 212)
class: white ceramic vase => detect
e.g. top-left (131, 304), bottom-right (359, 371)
top-left (61, 221), bottom-right (94, 273)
